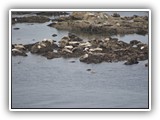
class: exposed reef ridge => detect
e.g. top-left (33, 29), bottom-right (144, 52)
top-left (48, 12), bottom-right (148, 36)
top-left (12, 33), bottom-right (148, 65)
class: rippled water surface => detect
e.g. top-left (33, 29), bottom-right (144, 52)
top-left (11, 12), bottom-right (149, 109)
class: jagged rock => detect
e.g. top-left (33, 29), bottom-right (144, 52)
top-left (80, 53), bottom-right (105, 64)
top-left (12, 34), bottom-right (148, 66)
top-left (12, 16), bottom-right (50, 23)
top-left (36, 12), bottom-right (69, 16)
top-left (48, 12), bottom-right (148, 36)
top-left (30, 39), bottom-right (57, 54)
top-left (130, 40), bottom-right (141, 45)
top-left (112, 13), bottom-right (120, 17)
top-left (124, 57), bottom-right (139, 65)
top-left (44, 51), bottom-right (61, 59)
top-left (68, 32), bottom-right (83, 41)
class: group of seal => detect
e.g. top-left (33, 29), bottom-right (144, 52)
top-left (12, 32), bottom-right (148, 65)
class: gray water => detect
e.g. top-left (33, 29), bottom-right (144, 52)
top-left (11, 12), bottom-right (149, 109)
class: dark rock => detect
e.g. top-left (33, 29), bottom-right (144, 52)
top-left (44, 51), bottom-right (61, 59)
top-left (70, 60), bottom-right (76, 63)
top-left (124, 57), bottom-right (139, 65)
top-left (68, 32), bottom-right (83, 41)
top-left (30, 40), bottom-right (57, 54)
top-left (12, 16), bottom-right (50, 23)
top-left (24, 43), bottom-right (36, 51)
top-left (52, 34), bottom-right (57, 37)
top-left (80, 53), bottom-right (105, 64)
top-left (112, 13), bottom-right (120, 17)
top-left (13, 27), bottom-right (20, 30)
top-left (86, 69), bottom-right (91, 71)
top-left (136, 28), bottom-right (148, 35)
top-left (145, 63), bottom-right (148, 67)
top-left (130, 40), bottom-right (141, 45)
top-left (12, 12), bottom-right (32, 15)
top-left (36, 12), bottom-right (69, 16)
top-left (12, 45), bottom-right (15, 49)
top-left (48, 12), bottom-right (148, 36)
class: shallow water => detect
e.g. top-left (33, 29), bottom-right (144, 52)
top-left (11, 12), bottom-right (149, 109)
top-left (12, 54), bottom-right (148, 108)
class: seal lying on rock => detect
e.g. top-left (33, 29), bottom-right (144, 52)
top-left (12, 34), bottom-right (148, 66)
top-left (30, 39), bottom-right (57, 54)
top-left (80, 53), bottom-right (105, 64)
top-left (12, 48), bottom-right (27, 56)
top-left (12, 44), bottom-right (27, 56)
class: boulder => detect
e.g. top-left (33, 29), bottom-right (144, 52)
top-left (130, 40), bottom-right (141, 45)
top-left (145, 63), bottom-right (148, 67)
top-left (30, 39), bottom-right (57, 54)
top-left (52, 34), bottom-right (57, 37)
top-left (44, 51), bottom-right (61, 59)
top-left (124, 57), bottom-right (139, 65)
top-left (68, 32), bottom-right (83, 41)
top-left (112, 13), bottom-right (120, 17)
top-left (80, 53), bottom-right (105, 64)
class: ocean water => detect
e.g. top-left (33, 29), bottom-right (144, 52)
top-left (11, 12), bottom-right (149, 109)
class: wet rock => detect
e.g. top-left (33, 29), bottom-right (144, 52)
top-left (130, 40), bottom-right (141, 45)
top-left (13, 27), bottom-right (20, 30)
top-left (52, 34), bottom-right (57, 37)
top-left (48, 12), bottom-right (148, 36)
top-left (124, 57), bottom-right (139, 65)
top-left (24, 43), bottom-right (36, 51)
top-left (80, 53), bottom-right (105, 64)
top-left (133, 17), bottom-right (145, 22)
top-left (44, 51), bottom-right (61, 59)
top-left (12, 12), bottom-right (33, 15)
top-left (136, 28), bottom-right (148, 35)
top-left (36, 12), bottom-right (69, 16)
top-left (72, 46), bottom-right (84, 54)
top-left (12, 34), bottom-right (148, 66)
top-left (71, 12), bottom-right (87, 20)
top-left (145, 63), bottom-right (148, 67)
top-left (70, 60), bottom-right (76, 63)
top-left (68, 32), bottom-right (83, 41)
top-left (86, 69), bottom-right (91, 71)
top-left (112, 13), bottom-right (120, 17)
top-left (12, 16), bottom-right (50, 23)
top-left (30, 39), bottom-right (57, 54)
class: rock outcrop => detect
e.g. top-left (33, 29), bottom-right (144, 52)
top-left (12, 34), bottom-right (148, 65)
top-left (48, 12), bottom-right (148, 36)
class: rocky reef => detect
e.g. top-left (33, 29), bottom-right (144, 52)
top-left (48, 12), bottom-right (148, 36)
top-left (12, 33), bottom-right (148, 65)
top-left (12, 11), bottom-right (69, 24)
top-left (12, 16), bottom-right (50, 24)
